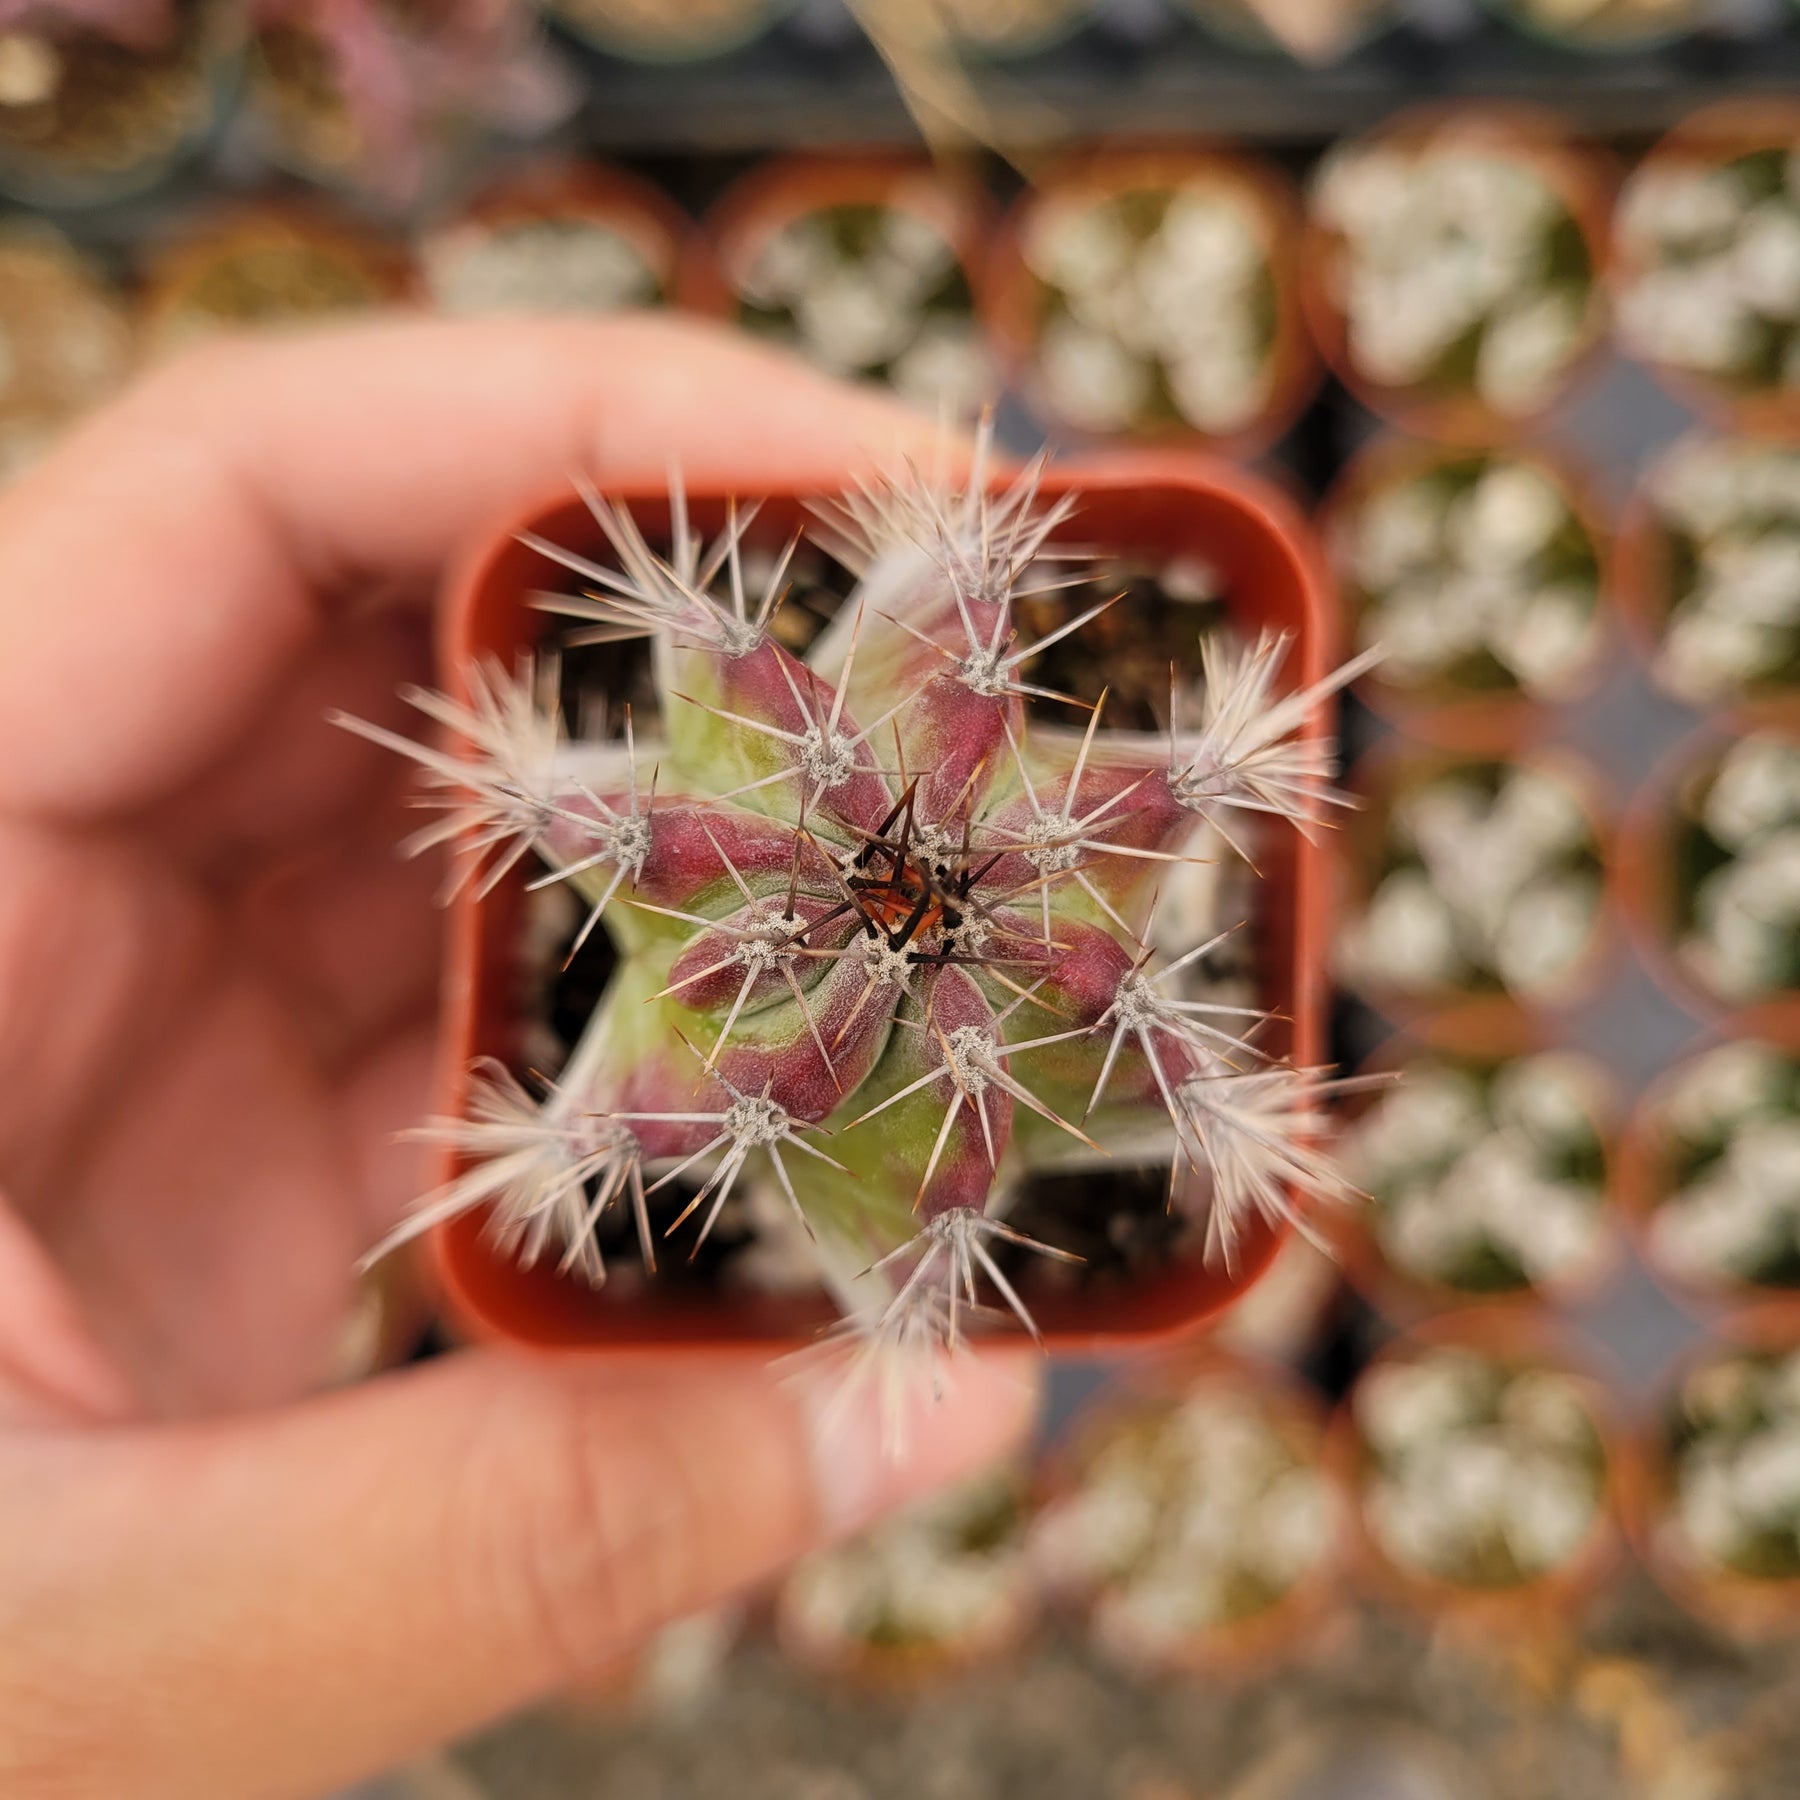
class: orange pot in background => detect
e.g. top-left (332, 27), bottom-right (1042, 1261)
top-left (1317, 433), bottom-right (1615, 751)
top-left (1032, 1346), bottom-right (1347, 1680)
top-left (139, 202), bottom-right (416, 352)
top-left (680, 151), bottom-right (993, 418)
top-left (1615, 1026), bottom-right (1800, 1318)
top-left (1611, 722), bottom-right (1800, 1040)
top-left (429, 453), bottom-right (1335, 1354)
top-left (1330, 1010), bottom-right (1623, 1323)
top-left (1300, 105), bottom-right (1615, 446)
top-left (418, 160), bottom-right (709, 316)
top-left (773, 1582), bottom-right (1035, 1695)
top-left (1610, 102), bottom-right (1800, 442)
top-left (981, 144), bottom-right (1321, 459)
top-left (1613, 433), bottom-right (1800, 731)
top-left (1625, 1307), bottom-right (1800, 1641)
top-left (1330, 1308), bottom-right (1632, 1633)
top-left (1335, 735), bottom-right (1619, 1043)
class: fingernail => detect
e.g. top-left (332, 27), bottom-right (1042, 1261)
top-left (793, 1350), bottom-right (1043, 1540)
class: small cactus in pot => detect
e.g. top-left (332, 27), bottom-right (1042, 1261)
top-left (339, 431), bottom-right (1367, 1396)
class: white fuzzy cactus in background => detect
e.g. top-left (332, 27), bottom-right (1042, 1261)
top-left (423, 215), bottom-right (665, 318)
top-left (731, 191), bottom-right (991, 422)
top-left (1345, 1049), bottom-right (1611, 1297)
top-left (1356, 1347), bottom-right (1607, 1588)
top-left (1617, 145), bottom-right (1800, 397)
top-left (1671, 1345), bottom-right (1800, 1579)
top-left (1342, 753), bottom-right (1604, 1002)
top-left (1313, 136), bottom-right (1599, 417)
top-left (1681, 733), bottom-right (1800, 1004)
top-left (1029, 1380), bottom-right (1334, 1659)
top-left (1646, 439), bottom-right (1800, 705)
top-left (337, 429), bottom-right (1369, 1391)
top-left (1648, 1040), bottom-right (1800, 1290)
top-left (777, 1469), bottom-right (1030, 1659)
top-left (1023, 172), bottom-right (1283, 438)
top-left (1338, 452), bottom-right (1604, 701)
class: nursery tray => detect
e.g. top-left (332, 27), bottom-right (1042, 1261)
top-left (558, 9), bottom-right (1800, 151)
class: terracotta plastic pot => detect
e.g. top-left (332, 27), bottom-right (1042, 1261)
top-left (1330, 1010), bottom-right (1622, 1321)
top-left (1318, 434), bottom-right (1614, 750)
top-left (1301, 105), bottom-right (1615, 447)
top-left (1612, 722), bottom-right (1800, 1038)
top-left (139, 203), bottom-right (416, 352)
top-left (419, 160), bottom-right (706, 318)
top-left (1626, 1306), bottom-right (1800, 1639)
top-left (1616, 1027), bottom-right (1800, 1316)
top-left (1331, 1308), bottom-right (1631, 1632)
top-left (982, 144), bottom-right (1321, 458)
top-left (1610, 102), bottom-right (1800, 441)
top-left (1033, 1347), bottom-right (1346, 1679)
top-left (1614, 433), bottom-right (1800, 730)
top-left (682, 153), bottom-right (993, 417)
top-left (428, 452), bottom-right (1334, 1353)
top-left (1336, 736), bottom-right (1619, 1042)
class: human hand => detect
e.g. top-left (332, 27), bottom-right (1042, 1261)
top-left (0, 316), bottom-right (1039, 1800)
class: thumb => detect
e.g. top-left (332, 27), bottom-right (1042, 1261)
top-left (0, 1345), bottom-right (1040, 1800)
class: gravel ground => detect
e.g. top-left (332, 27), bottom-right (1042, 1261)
top-left (354, 1575), bottom-right (1800, 1800)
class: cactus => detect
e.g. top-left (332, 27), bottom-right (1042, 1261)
top-left (338, 430), bottom-right (1373, 1380)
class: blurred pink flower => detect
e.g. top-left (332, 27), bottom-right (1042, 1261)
top-left (0, 0), bottom-right (176, 50)
top-left (252, 0), bottom-right (577, 201)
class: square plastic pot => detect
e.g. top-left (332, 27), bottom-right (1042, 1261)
top-left (428, 453), bottom-right (1335, 1355)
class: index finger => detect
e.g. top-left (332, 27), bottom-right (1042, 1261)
top-left (0, 313), bottom-right (945, 822)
